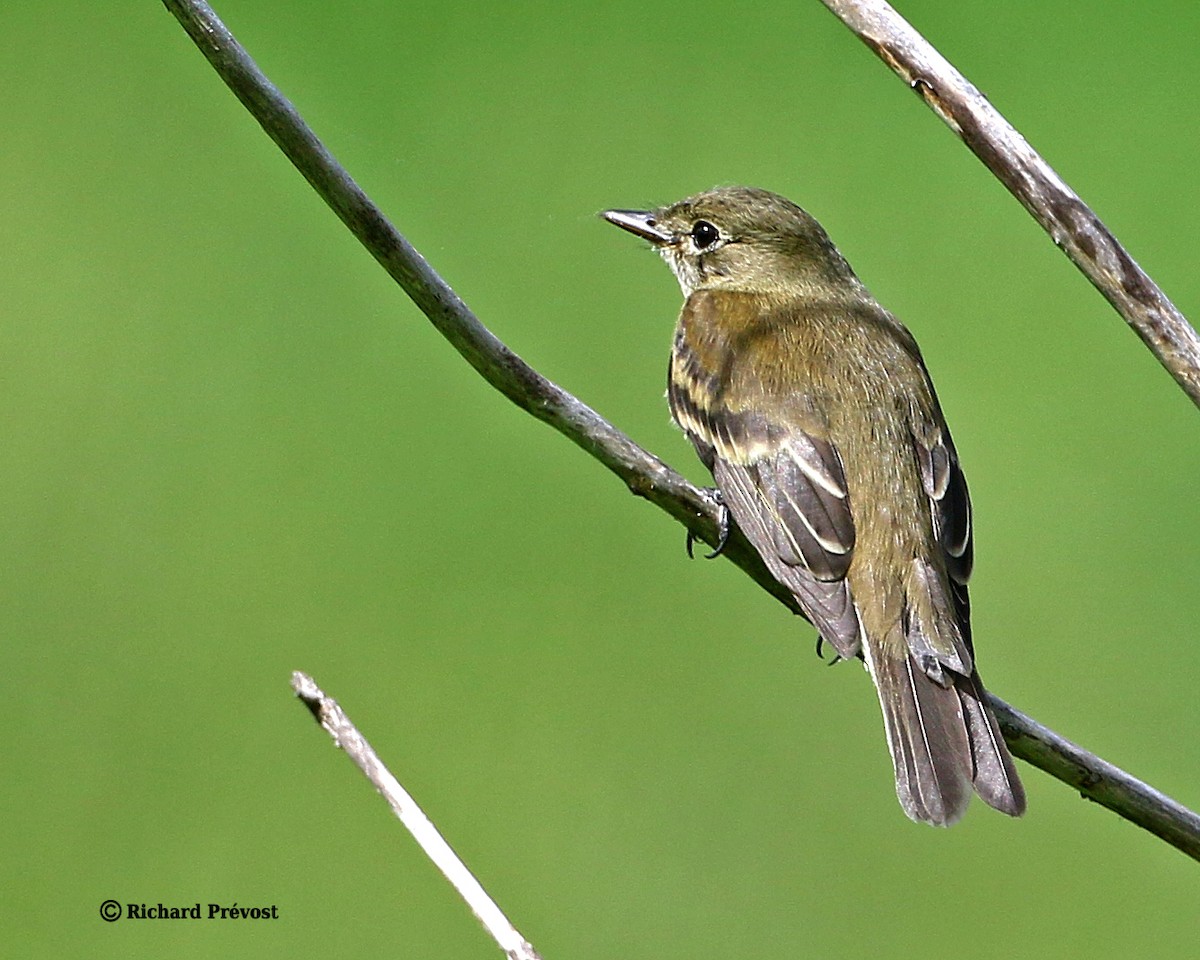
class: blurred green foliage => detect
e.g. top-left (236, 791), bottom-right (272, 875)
top-left (4, 1), bottom-right (1199, 956)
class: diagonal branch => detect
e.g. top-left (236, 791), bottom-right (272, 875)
top-left (162, 0), bottom-right (1200, 861)
top-left (819, 0), bottom-right (1200, 409)
top-left (292, 672), bottom-right (542, 960)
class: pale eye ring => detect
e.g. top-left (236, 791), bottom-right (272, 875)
top-left (690, 220), bottom-right (719, 249)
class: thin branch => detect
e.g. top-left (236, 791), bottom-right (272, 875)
top-left (160, 0), bottom-right (787, 605)
top-left (819, 0), bottom-right (1200, 409)
top-left (991, 697), bottom-right (1200, 859)
top-left (163, 0), bottom-right (1200, 861)
top-left (291, 672), bottom-right (543, 960)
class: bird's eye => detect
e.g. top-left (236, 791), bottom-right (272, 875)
top-left (691, 220), bottom-right (719, 249)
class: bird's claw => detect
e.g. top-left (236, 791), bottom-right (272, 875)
top-left (815, 635), bottom-right (843, 666)
top-left (686, 489), bottom-right (731, 559)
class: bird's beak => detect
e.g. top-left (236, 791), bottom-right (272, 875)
top-left (601, 209), bottom-right (673, 245)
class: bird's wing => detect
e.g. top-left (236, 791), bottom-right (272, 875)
top-left (911, 416), bottom-right (973, 586)
top-left (909, 409), bottom-right (974, 654)
top-left (672, 390), bottom-right (863, 659)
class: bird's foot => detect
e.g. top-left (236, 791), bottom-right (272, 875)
top-left (686, 488), bottom-right (730, 559)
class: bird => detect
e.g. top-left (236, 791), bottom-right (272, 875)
top-left (602, 186), bottom-right (1025, 826)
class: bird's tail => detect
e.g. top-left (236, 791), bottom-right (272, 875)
top-left (863, 642), bottom-right (1026, 826)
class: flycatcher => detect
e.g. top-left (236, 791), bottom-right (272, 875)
top-left (603, 186), bottom-right (1025, 826)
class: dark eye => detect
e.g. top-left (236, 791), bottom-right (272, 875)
top-left (691, 220), bottom-right (719, 249)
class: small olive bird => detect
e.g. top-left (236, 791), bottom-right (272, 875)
top-left (603, 186), bottom-right (1025, 825)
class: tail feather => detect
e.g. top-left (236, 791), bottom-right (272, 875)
top-left (865, 644), bottom-right (971, 825)
top-left (957, 675), bottom-right (1027, 817)
top-left (864, 643), bottom-right (1024, 826)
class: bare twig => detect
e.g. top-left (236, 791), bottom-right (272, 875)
top-left (158, 0), bottom-right (744, 569)
top-left (291, 672), bottom-right (543, 960)
top-left (163, 0), bottom-right (1200, 860)
top-left (991, 697), bottom-right (1200, 858)
top-left (818, 0), bottom-right (1200, 409)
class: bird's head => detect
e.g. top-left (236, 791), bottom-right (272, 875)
top-left (603, 186), bottom-right (858, 299)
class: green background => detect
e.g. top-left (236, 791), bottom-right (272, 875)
top-left (6, 1), bottom-right (1199, 955)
